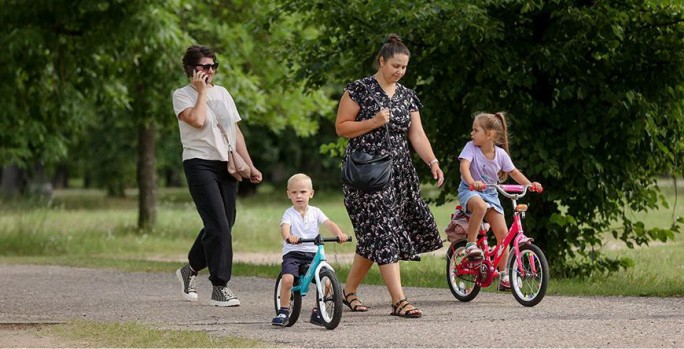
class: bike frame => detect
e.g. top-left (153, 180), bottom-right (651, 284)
top-left (457, 184), bottom-right (538, 286)
top-left (290, 236), bottom-right (337, 298)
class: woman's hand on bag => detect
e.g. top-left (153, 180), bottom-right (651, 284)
top-left (372, 107), bottom-right (391, 127)
top-left (249, 166), bottom-right (262, 184)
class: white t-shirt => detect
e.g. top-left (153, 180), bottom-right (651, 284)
top-left (458, 141), bottom-right (515, 184)
top-left (280, 206), bottom-right (329, 254)
top-left (171, 85), bottom-right (242, 162)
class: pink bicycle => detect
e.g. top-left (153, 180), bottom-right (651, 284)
top-left (445, 184), bottom-right (549, 307)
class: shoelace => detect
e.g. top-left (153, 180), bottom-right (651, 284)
top-left (220, 287), bottom-right (235, 298)
top-left (187, 274), bottom-right (197, 292)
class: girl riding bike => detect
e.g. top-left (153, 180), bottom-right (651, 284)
top-left (457, 112), bottom-right (542, 291)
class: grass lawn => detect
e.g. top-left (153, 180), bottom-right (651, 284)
top-left (1, 182), bottom-right (682, 297)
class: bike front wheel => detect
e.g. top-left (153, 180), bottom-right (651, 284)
top-left (274, 272), bottom-right (302, 327)
top-left (508, 244), bottom-right (549, 307)
top-left (316, 268), bottom-right (343, 330)
top-left (446, 241), bottom-right (480, 302)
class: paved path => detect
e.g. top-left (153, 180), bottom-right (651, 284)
top-left (1, 265), bottom-right (682, 348)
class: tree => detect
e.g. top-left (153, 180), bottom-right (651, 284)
top-left (0, 0), bottom-right (125, 195)
top-left (2, 0), bottom-right (338, 230)
top-left (282, 0), bottom-right (684, 276)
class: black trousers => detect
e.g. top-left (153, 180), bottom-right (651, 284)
top-left (183, 158), bottom-right (238, 286)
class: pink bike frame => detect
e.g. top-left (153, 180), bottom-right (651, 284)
top-left (458, 184), bottom-right (539, 285)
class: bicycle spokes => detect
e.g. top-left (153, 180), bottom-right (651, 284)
top-left (317, 268), bottom-right (343, 329)
top-left (446, 241), bottom-right (481, 302)
top-left (445, 184), bottom-right (548, 307)
top-left (509, 244), bottom-right (549, 307)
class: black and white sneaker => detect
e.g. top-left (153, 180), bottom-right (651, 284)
top-left (175, 264), bottom-right (198, 302)
top-left (210, 286), bottom-right (240, 307)
top-left (309, 308), bottom-right (325, 327)
top-left (272, 309), bottom-right (290, 327)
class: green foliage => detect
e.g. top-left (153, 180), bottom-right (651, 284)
top-left (172, 0), bottom-right (339, 185)
top-left (0, 0), bottom-right (116, 166)
top-left (1, 0), bottom-right (338, 196)
top-left (281, 0), bottom-right (684, 276)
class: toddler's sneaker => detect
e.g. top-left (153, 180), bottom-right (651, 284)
top-left (309, 308), bottom-right (325, 327)
top-left (176, 264), bottom-right (198, 301)
top-left (497, 272), bottom-right (511, 291)
top-left (465, 243), bottom-right (484, 259)
top-left (272, 308), bottom-right (290, 327)
top-left (210, 285), bottom-right (240, 307)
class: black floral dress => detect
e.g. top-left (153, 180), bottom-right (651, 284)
top-left (342, 76), bottom-right (443, 265)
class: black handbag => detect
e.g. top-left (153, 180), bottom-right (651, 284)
top-left (341, 127), bottom-right (392, 191)
top-left (341, 82), bottom-right (393, 191)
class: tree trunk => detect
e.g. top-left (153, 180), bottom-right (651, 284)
top-left (52, 164), bottom-right (69, 189)
top-left (137, 120), bottom-right (157, 230)
top-left (28, 162), bottom-right (53, 200)
top-left (0, 164), bottom-right (24, 197)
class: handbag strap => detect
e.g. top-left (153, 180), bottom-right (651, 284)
top-left (360, 80), bottom-right (391, 149)
top-left (207, 101), bottom-right (234, 153)
top-left (216, 122), bottom-right (234, 152)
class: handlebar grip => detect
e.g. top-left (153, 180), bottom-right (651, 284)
top-left (287, 236), bottom-right (353, 244)
top-left (530, 186), bottom-right (544, 193)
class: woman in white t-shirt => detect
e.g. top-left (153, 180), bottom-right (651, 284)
top-left (172, 45), bottom-right (262, 307)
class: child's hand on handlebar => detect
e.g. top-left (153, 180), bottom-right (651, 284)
top-left (530, 182), bottom-right (543, 193)
top-left (337, 233), bottom-right (349, 244)
top-left (468, 181), bottom-right (485, 191)
top-left (286, 236), bottom-right (300, 244)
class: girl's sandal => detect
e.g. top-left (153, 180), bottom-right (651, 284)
top-left (390, 299), bottom-right (422, 318)
top-left (343, 290), bottom-right (369, 312)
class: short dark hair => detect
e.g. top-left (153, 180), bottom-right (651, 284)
top-left (374, 34), bottom-right (410, 69)
top-left (182, 45), bottom-right (217, 77)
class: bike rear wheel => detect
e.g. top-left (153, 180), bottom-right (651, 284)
top-left (274, 272), bottom-right (302, 326)
top-left (316, 268), bottom-right (343, 330)
top-left (446, 241), bottom-right (480, 302)
top-left (508, 244), bottom-right (549, 307)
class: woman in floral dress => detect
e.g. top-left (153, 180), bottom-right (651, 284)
top-left (336, 34), bottom-right (444, 318)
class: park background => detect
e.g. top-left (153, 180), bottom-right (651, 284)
top-left (1, 0), bottom-right (683, 299)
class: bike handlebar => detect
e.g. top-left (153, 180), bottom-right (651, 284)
top-left (468, 183), bottom-right (542, 199)
top-left (286, 235), bottom-right (353, 244)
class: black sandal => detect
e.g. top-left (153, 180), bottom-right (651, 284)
top-left (343, 289), bottom-right (369, 312)
top-left (390, 299), bottom-right (422, 318)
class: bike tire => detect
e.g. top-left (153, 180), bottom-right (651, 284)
top-left (508, 244), bottom-right (549, 307)
top-left (316, 268), bottom-right (343, 330)
top-left (274, 272), bottom-right (302, 326)
top-left (446, 241), bottom-right (480, 302)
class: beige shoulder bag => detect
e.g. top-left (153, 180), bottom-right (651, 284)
top-left (217, 122), bottom-right (251, 181)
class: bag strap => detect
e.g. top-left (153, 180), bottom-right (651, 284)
top-left (216, 122), bottom-right (234, 152)
top-left (206, 101), bottom-right (234, 153)
top-left (360, 80), bottom-right (391, 149)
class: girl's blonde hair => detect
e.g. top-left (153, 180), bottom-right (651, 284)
top-left (474, 112), bottom-right (510, 181)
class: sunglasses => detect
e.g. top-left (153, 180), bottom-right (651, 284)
top-left (196, 63), bottom-right (219, 71)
